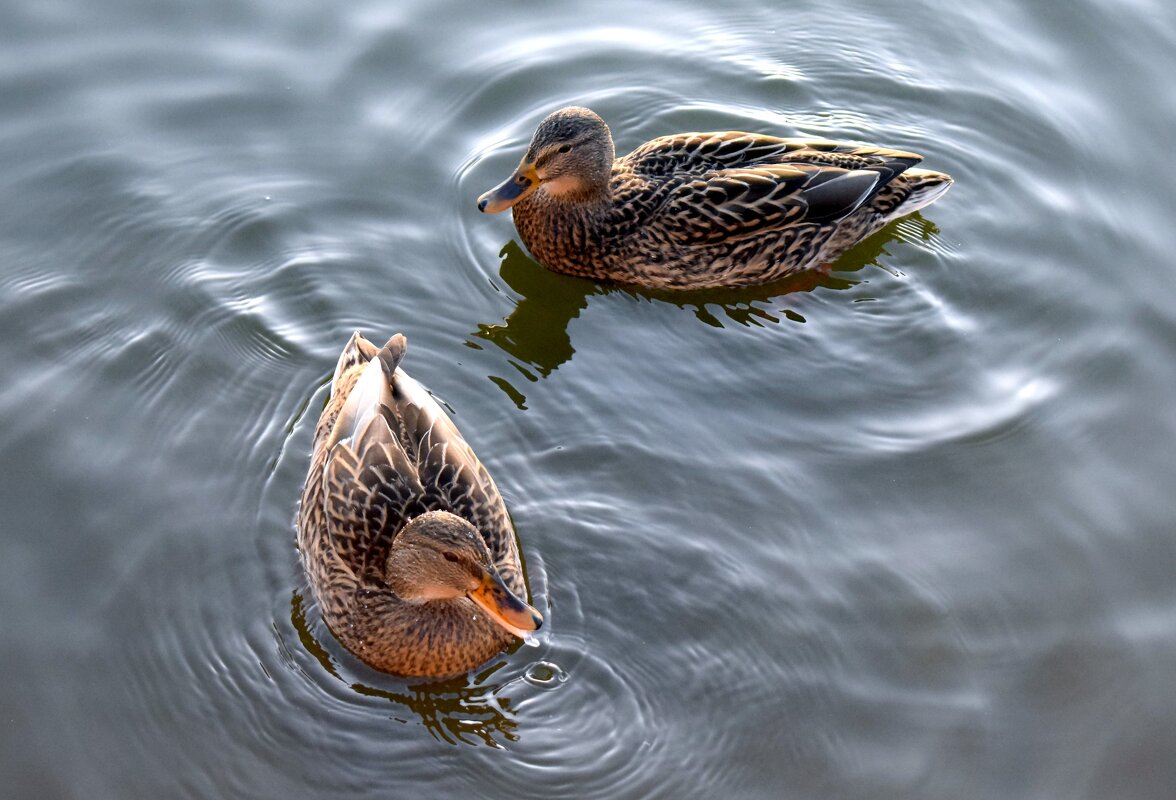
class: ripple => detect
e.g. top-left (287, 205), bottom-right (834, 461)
top-left (522, 660), bottom-right (568, 688)
top-left (6, 0), bottom-right (1176, 798)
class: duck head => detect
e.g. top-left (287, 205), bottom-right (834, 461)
top-left (478, 106), bottom-right (614, 212)
top-left (385, 510), bottom-right (543, 639)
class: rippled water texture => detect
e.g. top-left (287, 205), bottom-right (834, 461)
top-left (4, 0), bottom-right (1176, 797)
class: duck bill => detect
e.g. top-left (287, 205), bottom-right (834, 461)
top-left (477, 162), bottom-right (539, 213)
top-left (468, 570), bottom-right (543, 639)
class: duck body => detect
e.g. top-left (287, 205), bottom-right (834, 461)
top-left (297, 332), bottom-right (541, 678)
top-left (478, 107), bottom-right (953, 290)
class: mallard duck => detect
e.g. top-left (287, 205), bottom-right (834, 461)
top-left (477, 106), bottom-right (952, 289)
top-left (297, 332), bottom-right (542, 678)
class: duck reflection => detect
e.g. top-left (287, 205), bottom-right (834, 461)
top-left (290, 590), bottom-right (524, 748)
top-left (472, 215), bottom-right (939, 406)
top-left (349, 665), bottom-right (521, 748)
top-left (472, 240), bottom-right (599, 379)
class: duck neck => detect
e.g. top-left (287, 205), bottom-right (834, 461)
top-left (513, 184), bottom-right (612, 278)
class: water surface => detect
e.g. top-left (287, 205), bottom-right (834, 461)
top-left (3, 0), bottom-right (1176, 798)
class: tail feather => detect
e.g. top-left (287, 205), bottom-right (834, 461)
top-left (336, 356), bottom-right (394, 446)
top-left (889, 168), bottom-right (953, 219)
top-left (330, 330), bottom-right (380, 391)
top-left (327, 332), bottom-right (408, 450)
top-left (376, 333), bottom-right (408, 379)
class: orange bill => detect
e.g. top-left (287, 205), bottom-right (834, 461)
top-left (468, 569), bottom-right (543, 638)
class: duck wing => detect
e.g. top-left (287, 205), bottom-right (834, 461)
top-left (389, 369), bottom-right (522, 586)
top-left (659, 163), bottom-right (884, 244)
top-left (320, 335), bottom-right (423, 581)
top-left (625, 133), bottom-right (924, 242)
top-left (319, 335), bottom-right (519, 586)
top-left (627, 131), bottom-right (922, 176)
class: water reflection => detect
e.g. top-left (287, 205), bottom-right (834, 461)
top-left (290, 590), bottom-right (530, 749)
top-left (469, 240), bottom-right (598, 406)
top-left (473, 214), bottom-right (941, 405)
top-left (349, 666), bottom-right (522, 749)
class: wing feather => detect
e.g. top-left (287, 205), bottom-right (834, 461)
top-left (622, 133), bottom-right (924, 244)
top-left (322, 409), bottom-right (422, 580)
top-left (312, 333), bottom-right (522, 591)
top-left (391, 372), bottom-right (517, 575)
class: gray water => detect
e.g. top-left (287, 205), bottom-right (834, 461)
top-left (3, 0), bottom-right (1176, 797)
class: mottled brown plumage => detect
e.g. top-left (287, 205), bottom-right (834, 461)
top-left (478, 106), bottom-right (953, 289)
top-left (297, 332), bottom-right (541, 678)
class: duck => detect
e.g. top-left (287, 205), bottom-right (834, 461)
top-left (297, 331), bottom-right (542, 678)
top-left (477, 106), bottom-right (952, 290)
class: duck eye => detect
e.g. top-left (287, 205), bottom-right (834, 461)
top-left (558, 144), bottom-right (573, 154)
top-left (442, 551), bottom-right (460, 563)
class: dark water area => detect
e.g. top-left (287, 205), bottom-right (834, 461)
top-left (3, 0), bottom-right (1176, 797)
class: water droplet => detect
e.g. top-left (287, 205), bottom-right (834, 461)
top-left (521, 631), bottom-right (540, 647)
top-left (523, 660), bottom-right (567, 689)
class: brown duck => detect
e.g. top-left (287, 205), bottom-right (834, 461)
top-left (297, 332), bottom-right (542, 678)
top-left (478, 106), bottom-right (952, 289)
